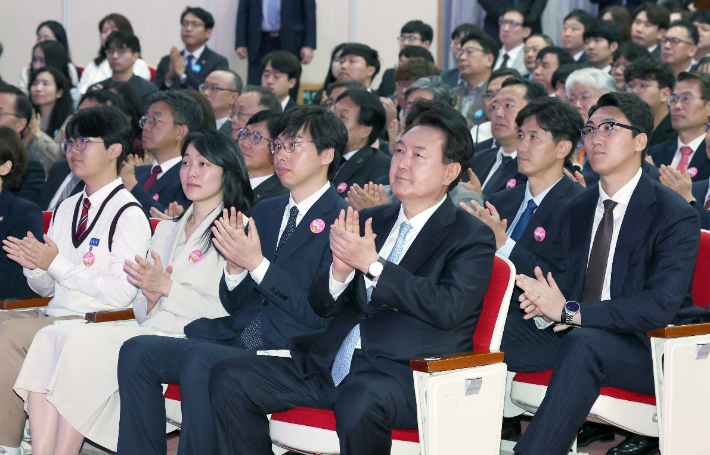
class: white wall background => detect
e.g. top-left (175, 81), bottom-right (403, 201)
top-left (0, 0), bottom-right (440, 91)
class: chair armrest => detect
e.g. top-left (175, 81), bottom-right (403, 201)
top-left (648, 322), bottom-right (710, 338)
top-left (85, 309), bottom-right (135, 323)
top-left (0, 296), bottom-right (52, 310)
top-left (410, 350), bottom-right (504, 373)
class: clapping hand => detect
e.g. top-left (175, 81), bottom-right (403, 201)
top-left (211, 207), bottom-right (264, 274)
top-left (3, 232), bottom-right (58, 271)
top-left (329, 207), bottom-right (378, 282)
top-left (124, 250), bottom-right (173, 312)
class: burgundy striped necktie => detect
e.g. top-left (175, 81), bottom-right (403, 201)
top-left (143, 165), bottom-right (162, 190)
top-left (76, 198), bottom-right (91, 238)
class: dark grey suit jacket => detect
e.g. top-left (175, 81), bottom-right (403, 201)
top-left (153, 47), bottom-right (229, 91)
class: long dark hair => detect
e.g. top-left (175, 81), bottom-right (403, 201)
top-left (323, 43), bottom-right (347, 87)
top-left (177, 131), bottom-right (253, 255)
top-left (36, 21), bottom-right (72, 61)
top-left (31, 41), bottom-right (72, 83)
top-left (28, 67), bottom-right (74, 137)
top-left (95, 13), bottom-right (134, 65)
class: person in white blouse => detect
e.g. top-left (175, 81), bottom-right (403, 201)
top-left (76, 14), bottom-right (152, 94)
top-left (17, 21), bottom-right (79, 93)
top-left (13, 130), bottom-right (254, 455)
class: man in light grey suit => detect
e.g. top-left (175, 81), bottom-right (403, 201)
top-left (493, 5), bottom-right (532, 76)
top-left (199, 70), bottom-right (243, 137)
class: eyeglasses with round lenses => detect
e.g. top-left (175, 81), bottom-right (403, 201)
top-left (236, 128), bottom-right (269, 145)
top-left (61, 137), bottom-right (105, 154)
top-left (268, 140), bottom-right (316, 155)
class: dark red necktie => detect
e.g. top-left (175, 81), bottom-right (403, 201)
top-left (581, 199), bottom-right (617, 302)
top-left (76, 198), bottom-right (91, 238)
top-left (143, 165), bottom-right (162, 190)
top-left (704, 195), bottom-right (710, 210)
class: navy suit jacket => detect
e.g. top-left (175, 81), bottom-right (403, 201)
top-left (132, 164), bottom-right (187, 217)
top-left (153, 47), bottom-right (229, 91)
top-left (252, 174), bottom-right (289, 206)
top-left (184, 186), bottom-right (349, 349)
top-left (466, 146), bottom-right (527, 199)
top-left (692, 179), bottom-right (710, 229)
top-left (38, 159), bottom-right (83, 210)
top-left (648, 114), bottom-right (677, 149)
top-left (217, 120), bottom-right (232, 138)
top-left (236, 0), bottom-right (316, 63)
top-left (331, 146), bottom-right (391, 198)
top-left (291, 198), bottom-right (496, 409)
top-left (11, 156), bottom-right (45, 206)
top-left (648, 138), bottom-right (710, 182)
top-left (533, 172), bottom-right (701, 348)
top-left (0, 191), bottom-right (43, 299)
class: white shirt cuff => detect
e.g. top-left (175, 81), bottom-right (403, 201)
top-left (495, 237), bottom-right (515, 259)
top-left (24, 266), bottom-right (45, 278)
top-left (329, 264), bottom-right (355, 299)
top-left (249, 257), bottom-right (270, 285)
top-left (534, 316), bottom-right (555, 330)
top-left (224, 263), bottom-right (249, 291)
top-left (46, 253), bottom-right (74, 283)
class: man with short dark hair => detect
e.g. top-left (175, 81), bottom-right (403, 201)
top-left (199, 70), bottom-right (243, 137)
top-left (561, 10), bottom-right (596, 63)
top-left (229, 85), bottom-right (282, 137)
top-left (323, 80), bottom-right (367, 111)
top-left (377, 20), bottom-right (434, 97)
top-left (691, 10), bottom-right (710, 63)
top-left (331, 89), bottom-right (391, 196)
top-left (494, 5), bottom-right (533, 75)
top-left (532, 46), bottom-right (574, 95)
top-left (442, 23), bottom-right (486, 88)
top-left (524, 34), bottom-right (554, 78)
top-left (261, 50), bottom-right (301, 111)
top-left (207, 98), bottom-right (496, 455)
top-left (455, 31), bottom-right (499, 127)
top-left (624, 58), bottom-right (677, 147)
top-left (471, 68), bottom-right (521, 146)
top-left (479, 0), bottom-right (547, 44)
top-left (91, 31), bottom-right (158, 113)
top-left (631, 3), bottom-right (671, 60)
top-left (153, 7), bottom-right (229, 91)
top-left (338, 43), bottom-right (380, 90)
top-left (116, 105), bottom-right (350, 455)
top-left (661, 20), bottom-right (699, 75)
top-left (584, 19), bottom-right (623, 73)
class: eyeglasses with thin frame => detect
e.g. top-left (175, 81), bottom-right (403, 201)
top-left (269, 140), bottom-right (316, 155)
top-left (181, 20), bottom-right (205, 29)
top-left (61, 138), bottom-right (106, 154)
top-left (579, 121), bottom-right (641, 141)
top-left (236, 128), bottom-right (270, 145)
top-left (228, 110), bottom-right (257, 122)
top-left (397, 35), bottom-right (422, 44)
top-left (706, 122), bottom-right (710, 133)
top-left (105, 47), bottom-right (130, 57)
top-left (659, 36), bottom-right (694, 46)
top-left (567, 94), bottom-right (593, 105)
top-left (455, 47), bottom-right (486, 59)
top-left (498, 18), bottom-right (523, 28)
top-left (199, 83), bottom-right (239, 94)
top-left (0, 108), bottom-right (21, 120)
top-left (668, 93), bottom-right (705, 106)
top-left (139, 116), bottom-right (183, 129)
top-left (625, 81), bottom-right (659, 92)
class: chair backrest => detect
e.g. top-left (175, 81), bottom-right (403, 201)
top-left (472, 254), bottom-right (515, 352)
top-left (150, 218), bottom-right (162, 232)
top-left (693, 230), bottom-right (710, 309)
top-left (42, 211), bottom-right (52, 234)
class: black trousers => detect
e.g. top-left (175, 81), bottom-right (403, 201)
top-left (209, 351), bottom-right (418, 455)
top-left (502, 312), bottom-right (655, 455)
top-left (247, 34), bottom-right (282, 85)
top-left (115, 335), bottom-right (250, 455)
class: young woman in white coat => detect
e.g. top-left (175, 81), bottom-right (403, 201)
top-left (14, 130), bottom-right (254, 455)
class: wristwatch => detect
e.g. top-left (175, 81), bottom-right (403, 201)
top-left (561, 301), bottom-right (581, 325)
top-left (366, 257), bottom-right (386, 280)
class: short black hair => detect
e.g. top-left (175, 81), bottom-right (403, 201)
top-left (339, 43), bottom-right (381, 78)
top-left (678, 71), bottom-right (710, 101)
top-left (246, 110), bottom-right (281, 140)
top-left (325, 80), bottom-right (367, 96)
top-left (398, 45), bottom-right (435, 63)
top-left (79, 89), bottom-right (128, 113)
top-left (668, 19), bottom-right (700, 45)
top-left (242, 85), bottom-right (283, 112)
top-left (261, 50), bottom-right (302, 81)
top-left (588, 91), bottom-right (654, 158)
top-left (536, 46), bottom-right (575, 66)
top-left (613, 41), bottom-right (650, 63)
top-left (105, 30), bottom-right (141, 53)
top-left (460, 32), bottom-right (500, 63)
top-left (526, 33), bottom-right (554, 47)
top-left (0, 84), bottom-right (33, 128)
top-left (65, 106), bottom-right (134, 172)
top-left (451, 23), bottom-right (484, 40)
top-left (583, 19), bottom-right (624, 46)
top-left (551, 63), bottom-right (586, 89)
top-left (500, 76), bottom-right (547, 102)
top-left (403, 99), bottom-right (475, 192)
top-left (564, 9), bottom-right (596, 30)
top-left (488, 68), bottom-right (521, 86)
top-left (516, 97), bottom-right (583, 160)
top-left (690, 9), bottom-right (710, 26)
top-left (335, 89), bottom-right (386, 146)
top-left (180, 6), bottom-right (215, 30)
top-left (401, 20), bottom-right (433, 43)
top-left (0, 126), bottom-right (28, 189)
top-left (270, 105), bottom-right (348, 176)
top-left (149, 91), bottom-right (204, 133)
top-left (624, 58), bottom-right (676, 90)
top-left (632, 3), bottom-right (671, 30)
top-left (504, 4), bottom-right (534, 29)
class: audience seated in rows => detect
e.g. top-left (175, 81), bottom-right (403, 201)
top-left (17, 21), bottom-right (78, 93)
top-left (610, 41), bottom-right (650, 91)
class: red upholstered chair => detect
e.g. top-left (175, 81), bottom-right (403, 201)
top-left (507, 229), bottom-right (710, 455)
top-left (267, 254), bottom-right (516, 455)
top-left (76, 66), bottom-right (84, 78)
top-left (149, 67), bottom-right (157, 82)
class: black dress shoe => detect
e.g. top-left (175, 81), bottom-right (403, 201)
top-left (577, 422), bottom-right (616, 447)
top-left (501, 417), bottom-right (522, 441)
top-left (606, 434), bottom-right (659, 455)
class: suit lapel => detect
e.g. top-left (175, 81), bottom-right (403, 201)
top-left (170, 205), bottom-right (225, 275)
top-left (149, 165), bottom-right (180, 195)
top-left (569, 188), bottom-right (599, 298)
top-left (655, 140), bottom-right (676, 167)
top-left (398, 197), bottom-right (456, 273)
top-left (253, 174), bottom-right (280, 201)
top-left (486, 157), bottom-right (519, 192)
top-left (494, 185), bottom-right (526, 224)
top-left (471, 148), bottom-right (497, 181)
top-left (689, 141), bottom-right (710, 172)
top-left (372, 204), bottom-right (400, 252)
top-left (333, 147), bottom-right (374, 184)
top-left (518, 178), bottom-right (571, 243)
top-left (260, 196), bottom-right (289, 262)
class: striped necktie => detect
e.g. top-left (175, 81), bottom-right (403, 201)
top-left (76, 198), bottom-right (91, 239)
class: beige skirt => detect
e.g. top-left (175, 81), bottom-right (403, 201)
top-left (14, 321), bottom-right (184, 451)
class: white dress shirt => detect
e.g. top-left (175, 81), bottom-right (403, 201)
top-left (494, 43), bottom-right (524, 71)
top-left (482, 149), bottom-right (518, 190)
top-left (216, 116), bottom-right (230, 131)
top-left (224, 181), bottom-right (331, 289)
top-left (573, 50), bottom-right (585, 61)
top-left (669, 133), bottom-right (706, 169)
top-left (280, 95), bottom-right (291, 112)
top-left (152, 156), bottom-right (183, 180)
top-left (249, 174), bottom-right (273, 189)
top-left (704, 177), bottom-right (710, 205)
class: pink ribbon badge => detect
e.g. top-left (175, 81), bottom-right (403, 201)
top-left (83, 252), bottom-right (95, 267)
top-left (188, 250), bottom-right (202, 263)
top-left (506, 179), bottom-right (517, 189)
top-left (337, 182), bottom-right (348, 193)
top-left (310, 219), bottom-right (325, 234)
top-left (534, 227), bottom-right (546, 242)
top-left (153, 193), bottom-right (159, 201)
top-left (688, 167), bottom-right (698, 178)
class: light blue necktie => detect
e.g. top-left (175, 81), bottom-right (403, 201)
top-left (331, 221), bottom-right (413, 386)
top-left (509, 199), bottom-right (537, 242)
